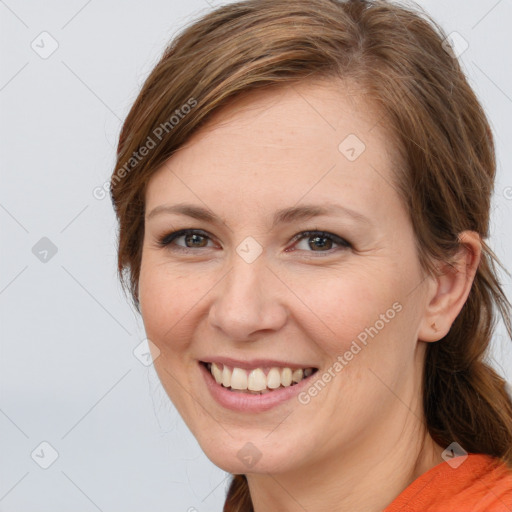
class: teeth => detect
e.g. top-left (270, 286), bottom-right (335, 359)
top-left (222, 365), bottom-right (231, 387)
top-left (248, 368), bottom-right (267, 391)
top-left (281, 367), bottom-right (292, 387)
top-left (207, 362), bottom-right (315, 393)
top-left (211, 362), bottom-right (222, 384)
top-left (267, 368), bottom-right (281, 389)
top-left (292, 368), bottom-right (303, 383)
top-left (231, 367), bottom-right (248, 390)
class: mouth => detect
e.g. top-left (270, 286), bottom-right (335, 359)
top-left (200, 361), bottom-right (319, 395)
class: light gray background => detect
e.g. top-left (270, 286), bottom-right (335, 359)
top-left (1, 1), bottom-right (511, 511)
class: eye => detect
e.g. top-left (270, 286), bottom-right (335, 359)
top-left (289, 230), bottom-right (351, 254)
top-left (156, 228), bottom-right (351, 255)
top-left (157, 229), bottom-right (216, 251)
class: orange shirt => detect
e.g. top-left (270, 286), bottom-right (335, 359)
top-left (385, 454), bottom-right (512, 512)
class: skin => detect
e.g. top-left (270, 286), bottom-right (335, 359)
top-left (138, 79), bottom-right (481, 511)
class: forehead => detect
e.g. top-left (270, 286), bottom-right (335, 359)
top-left (145, 80), bottom-right (402, 224)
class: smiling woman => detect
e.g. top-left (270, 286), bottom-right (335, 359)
top-left (110, 1), bottom-right (512, 511)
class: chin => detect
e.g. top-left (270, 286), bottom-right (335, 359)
top-left (195, 428), bottom-right (308, 475)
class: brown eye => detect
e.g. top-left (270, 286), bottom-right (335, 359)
top-left (158, 229), bottom-right (214, 250)
top-left (291, 231), bottom-right (351, 253)
top-left (307, 234), bottom-right (334, 251)
top-left (183, 232), bottom-right (208, 248)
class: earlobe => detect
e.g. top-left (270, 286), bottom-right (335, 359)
top-left (418, 231), bottom-right (482, 343)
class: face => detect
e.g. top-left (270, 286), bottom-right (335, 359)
top-left (139, 80), bottom-right (432, 476)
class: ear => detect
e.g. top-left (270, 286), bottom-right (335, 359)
top-left (418, 231), bottom-right (482, 342)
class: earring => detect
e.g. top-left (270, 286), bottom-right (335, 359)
top-left (431, 322), bottom-right (439, 332)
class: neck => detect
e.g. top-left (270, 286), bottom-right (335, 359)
top-left (247, 413), bottom-right (444, 512)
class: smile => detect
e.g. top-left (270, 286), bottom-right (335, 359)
top-left (203, 362), bottom-right (317, 394)
top-left (199, 360), bottom-right (319, 412)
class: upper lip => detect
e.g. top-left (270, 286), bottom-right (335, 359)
top-left (200, 357), bottom-right (317, 370)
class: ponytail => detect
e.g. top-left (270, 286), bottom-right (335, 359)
top-left (224, 475), bottom-right (253, 512)
top-left (424, 244), bottom-right (512, 467)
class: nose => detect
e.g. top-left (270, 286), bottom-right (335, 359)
top-left (208, 252), bottom-right (289, 341)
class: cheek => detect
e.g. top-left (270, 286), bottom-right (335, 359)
top-left (138, 259), bottom-right (196, 352)
top-left (138, 261), bottom-right (203, 410)
top-left (299, 268), bottom-right (402, 356)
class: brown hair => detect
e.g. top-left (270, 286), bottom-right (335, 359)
top-left (110, 0), bottom-right (512, 510)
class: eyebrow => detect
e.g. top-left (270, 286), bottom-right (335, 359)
top-left (146, 202), bottom-right (372, 228)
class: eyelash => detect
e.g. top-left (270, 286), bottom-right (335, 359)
top-left (156, 228), bottom-right (351, 256)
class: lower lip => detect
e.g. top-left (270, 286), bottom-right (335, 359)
top-left (199, 362), bottom-right (315, 413)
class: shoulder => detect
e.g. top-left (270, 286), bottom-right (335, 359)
top-left (385, 453), bottom-right (512, 512)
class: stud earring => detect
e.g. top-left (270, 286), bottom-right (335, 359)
top-left (431, 322), bottom-right (439, 332)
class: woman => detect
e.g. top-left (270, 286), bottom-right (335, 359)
top-left (110, 0), bottom-right (512, 510)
